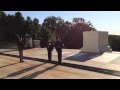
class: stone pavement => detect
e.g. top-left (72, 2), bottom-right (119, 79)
top-left (0, 48), bottom-right (120, 79)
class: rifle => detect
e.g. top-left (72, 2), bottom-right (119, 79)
top-left (15, 33), bottom-right (26, 48)
top-left (15, 33), bottom-right (21, 41)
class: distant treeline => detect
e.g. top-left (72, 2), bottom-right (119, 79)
top-left (0, 11), bottom-right (96, 49)
top-left (109, 35), bottom-right (120, 51)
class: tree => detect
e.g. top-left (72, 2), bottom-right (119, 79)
top-left (14, 12), bottom-right (25, 35)
top-left (32, 18), bottom-right (41, 40)
top-left (57, 17), bottom-right (97, 49)
top-left (42, 16), bottom-right (64, 42)
top-left (0, 11), bottom-right (97, 49)
top-left (0, 11), bottom-right (7, 26)
top-left (68, 17), bottom-right (96, 49)
top-left (24, 16), bottom-right (34, 35)
top-left (40, 26), bottom-right (50, 47)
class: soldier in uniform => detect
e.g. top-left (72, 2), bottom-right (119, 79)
top-left (18, 38), bottom-right (24, 62)
top-left (55, 37), bottom-right (63, 64)
top-left (47, 38), bottom-right (53, 62)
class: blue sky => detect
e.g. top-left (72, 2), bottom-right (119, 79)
top-left (4, 11), bottom-right (120, 35)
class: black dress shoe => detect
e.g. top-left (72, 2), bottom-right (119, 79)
top-left (48, 60), bottom-right (51, 62)
top-left (58, 62), bottom-right (62, 65)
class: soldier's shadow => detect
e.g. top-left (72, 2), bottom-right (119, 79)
top-left (64, 51), bottom-right (103, 62)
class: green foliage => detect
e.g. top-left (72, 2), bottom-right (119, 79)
top-left (42, 16), bottom-right (96, 48)
top-left (0, 12), bottom-right (96, 49)
top-left (39, 26), bottom-right (49, 47)
top-left (0, 11), bottom-right (41, 42)
top-left (32, 18), bottom-right (41, 40)
top-left (109, 35), bottom-right (120, 51)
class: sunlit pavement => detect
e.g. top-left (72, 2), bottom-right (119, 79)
top-left (0, 48), bottom-right (120, 79)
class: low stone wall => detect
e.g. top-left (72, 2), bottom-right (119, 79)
top-left (32, 40), bottom-right (40, 48)
top-left (0, 40), bottom-right (41, 49)
top-left (0, 42), bottom-right (17, 49)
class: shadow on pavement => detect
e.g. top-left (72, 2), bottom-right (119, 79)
top-left (64, 52), bottom-right (103, 62)
top-left (0, 63), bottom-right (19, 68)
top-left (1, 62), bottom-right (46, 79)
top-left (20, 64), bottom-right (57, 79)
top-left (0, 52), bottom-right (120, 78)
top-left (62, 62), bottom-right (120, 77)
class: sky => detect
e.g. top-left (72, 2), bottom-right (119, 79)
top-left (4, 11), bottom-right (120, 35)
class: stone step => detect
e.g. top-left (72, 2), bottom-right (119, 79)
top-left (100, 46), bottom-right (112, 53)
top-left (105, 49), bottom-right (112, 53)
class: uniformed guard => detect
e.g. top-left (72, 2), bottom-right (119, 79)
top-left (18, 38), bottom-right (24, 62)
top-left (55, 37), bottom-right (63, 64)
top-left (47, 39), bottom-right (53, 62)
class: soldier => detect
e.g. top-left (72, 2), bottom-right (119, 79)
top-left (18, 38), bottom-right (24, 62)
top-left (55, 37), bottom-right (63, 64)
top-left (47, 38), bottom-right (53, 62)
